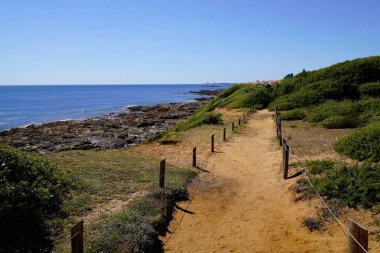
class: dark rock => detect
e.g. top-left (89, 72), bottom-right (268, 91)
top-left (189, 89), bottom-right (223, 96)
top-left (0, 101), bottom-right (209, 152)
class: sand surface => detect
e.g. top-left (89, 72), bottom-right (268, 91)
top-left (160, 110), bottom-right (347, 252)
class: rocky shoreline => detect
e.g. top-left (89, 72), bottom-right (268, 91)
top-left (0, 101), bottom-right (208, 153)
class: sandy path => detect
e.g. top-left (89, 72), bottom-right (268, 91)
top-left (162, 110), bottom-right (346, 253)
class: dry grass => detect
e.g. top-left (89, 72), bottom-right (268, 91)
top-left (281, 120), bottom-right (354, 161)
top-left (45, 149), bottom-right (196, 252)
top-left (283, 120), bottom-right (380, 250)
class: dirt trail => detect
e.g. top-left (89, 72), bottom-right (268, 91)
top-left (162, 110), bottom-right (347, 253)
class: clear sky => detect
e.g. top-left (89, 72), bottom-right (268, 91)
top-left (0, 0), bottom-right (379, 85)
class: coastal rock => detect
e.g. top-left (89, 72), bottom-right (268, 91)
top-left (0, 101), bottom-right (207, 152)
top-left (189, 89), bottom-right (223, 96)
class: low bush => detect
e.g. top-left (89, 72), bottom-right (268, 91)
top-left (304, 160), bottom-right (334, 174)
top-left (274, 56), bottom-right (380, 109)
top-left (359, 82), bottom-right (380, 97)
top-left (174, 112), bottom-right (222, 131)
top-left (334, 123), bottom-right (380, 161)
top-left (280, 109), bottom-right (306, 121)
top-left (201, 112), bottom-right (223, 124)
top-left (0, 144), bottom-right (72, 252)
top-left (321, 116), bottom-right (361, 129)
top-left (305, 100), bottom-right (361, 123)
top-left (301, 217), bottom-right (324, 232)
top-left (312, 162), bottom-right (380, 208)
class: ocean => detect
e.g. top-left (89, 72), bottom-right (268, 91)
top-left (0, 84), bottom-right (231, 131)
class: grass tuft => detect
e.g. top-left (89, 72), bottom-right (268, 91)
top-left (301, 217), bottom-right (324, 232)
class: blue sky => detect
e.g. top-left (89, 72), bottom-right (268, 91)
top-left (0, 0), bottom-right (379, 85)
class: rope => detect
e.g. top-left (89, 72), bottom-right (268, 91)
top-left (70, 231), bottom-right (81, 241)
top-left (274, 112), bottom-right (368, 252)
top-left (286, 142), bottom-right (368, 252)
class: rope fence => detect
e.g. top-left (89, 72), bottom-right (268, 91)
top-left (66, 109), bottom-right (252, 252)
top-left (66, 106), bottom-right (369, 252)
top-left (274, 103), bottom-right (369, 253)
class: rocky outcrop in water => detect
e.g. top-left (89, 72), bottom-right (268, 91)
top-left (0, 101), bottom-right (206, 153)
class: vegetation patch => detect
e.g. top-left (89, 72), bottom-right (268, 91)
top-left (303, 159), bottom-right (334, 175)
top-left (273, 56), bottom-right (380, 110)
top-left (280, 109), bottom-right (306, 121)
top-left (174, 112), bottom-right (222, 132)
top-left (359, 82), bottom-right (380, 97)
top-left (334, 123), bottom-right (380, 161)
top-left (87, 188), bottom-right (189, 253)
top-left (0, 144), bottom-right (72, 252)
top-left (298, 161), bottom-right (380, 209)
top-left (321, 116), bottom-right (361, 129)
top-left (170, 83), bottom-right (270, 132)
top-left (46, 149), bottom-right (196, 252)
top-left (301, 217), bottom-right (324, 232)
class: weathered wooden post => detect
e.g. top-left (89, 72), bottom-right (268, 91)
top-left (211, 134), bottom-right (215, 152)
top-left (278, 132), bottom-right (283, 146)
top-left (223, 127), bottom-right (226, 141)
top-left (238, 118), bottom-right (241, 125)
top-left (159, 159), bottom-right (165, 189)
top-left (278, 116), bottom-right (282, 135)
top-left (71, 220), bottom-right (84, 253)
top-left (275, 116), bottom-right (279, 139)
top-left (232, 122), bottom-right (235, 132)
top-left (348, 218), bottom-right (368, 253)
top-left (282, 139), bottom-right (289, 179)
top-left (192, 147), bottom-right (196, 167)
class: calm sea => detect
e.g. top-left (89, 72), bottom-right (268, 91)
top-left (0, 84), bottom-right (231, 131)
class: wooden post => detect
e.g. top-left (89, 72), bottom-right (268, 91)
top-left (348, 218), bottom-right (368, 253)
top-left (211, 134), bottom-right (215, 152)
top-left (275, 116), bottom-right (279, 139)
top-left (282, 140), bottom-right (289, 179)
top-left (71, 220), bottom-right (84, 253)
top-left (278, 116), bottom-right (282, 135)
top-left (223, 127), bottom-right (226, 141)
top-left (232, 122), bottom-right (235, 132)
top-left (278, 132), bottom-right (282, 146)
top-left (238, 118), bottom-right (241, 125)
top-left (159, 159), bottom-right (165, 189)
top-left (192, 147), bottom-right (196, 167)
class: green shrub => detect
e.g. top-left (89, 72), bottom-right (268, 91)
top-left (174, 112), bottom-right (222, 131)
top-left (280, 109), bottom-right (306, 121)
top-left (0, 144), bottom-right (72, 252)
top-left (334, 123), bottom-right (380, 161)
top-left (213, 84), bottom-right (271, 109)
top-left (359, 82), bottom-right (380, 97)
top-left (241, 88), bottom-right (271, 109)
top-left (304, 160), bottom-right (334, 174)
top-left (322, 116), bottom-right (361, 129)
top-left (305, 100), bottom-right (361, 123)
top-left (201, 112), bottom-right (222, 124)
top-left (274, 56), bottom-right (380, 110)
top-left (312, 162), bottom-right (380, 208)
